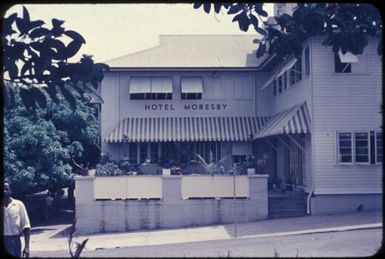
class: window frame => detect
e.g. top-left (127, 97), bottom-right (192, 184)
top-left (375, 132), bottom-right (383, 164)
top-left (334, 53), bottom-right (352, 73)
top-left (337, 131), bottom-right (353, 165)
top-left (354, 131), bottom-right (370, 165)
top-left (180, 76), bottom-right (203, 100)
top-left (130, 76), bottom-right (173, 100)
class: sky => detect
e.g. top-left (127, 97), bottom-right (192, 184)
top-left (5, 3), bottom-right (274, 63)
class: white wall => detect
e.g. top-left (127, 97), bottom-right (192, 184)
top-left (256, 41), bottom-right (312, 117)
top-left (101, 71), bottom-right (257, 159)
top-left (311, 36), bottom-right (382, 194)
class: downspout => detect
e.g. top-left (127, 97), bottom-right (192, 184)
top-left (308, 38), bottom-right (315, 215)
top-left (306, 187), bottom-right (314, 214)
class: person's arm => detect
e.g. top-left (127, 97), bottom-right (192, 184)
top-left (23, 228), bottom-right (30, 257)
top-left (19, 202), bottom-right (31, 257)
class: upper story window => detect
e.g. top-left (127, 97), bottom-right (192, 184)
top-left (289, 58), bottom-right (302, 85)
top-left (129, 77), bottom-right (172, 100)
top-left (181, 77), bottom-right (203, 100)
top-left (334, 54), bottom-right (352, 73)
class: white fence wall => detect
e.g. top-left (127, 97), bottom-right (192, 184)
top-left (181, 175), bottom-right (249, 199)
top-left (75, 175), bottom-right (268, 234)
top-left (94, 176), bottom-right (163, 199)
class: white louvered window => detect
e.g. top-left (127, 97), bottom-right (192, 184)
top-left (130, 77), bottom-right (172, 100)
top-left (337, 132), bottom-right (353, 164)
top-left (355, 132), bottom-right (369, 164)
top-left (375, 132), bottom-right (382, 164)
top-left (181, 77), bottom-right (203, 100)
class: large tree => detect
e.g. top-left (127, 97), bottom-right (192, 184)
top-left (4, 89), bottom-right (98, 196)
top-left (3, 6), bottom-right (108, 111)
top-left (193, 3), bottom-right (382, 58)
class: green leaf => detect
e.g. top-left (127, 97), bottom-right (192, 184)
top-left (203, 3), bottom-right (211, 13)
top-left (30, 27), bottom-right (51, 38)
top-left (64, 30), bottom-right (86, 44)
top-left (228, 4), bottom-right (243, 15)
top-left (249, 14), bottom-right (259, 31)
top-left (22, 6), bottom-right (30, 22)
top-left (19, 88), bottom-right (33, 111)
top-left (256, 43), bottom-right (266, 58)
top-left (45, 85), bottom-right (60, 105)
top-left (255, 26), bottom-right (267, 36)
top-left (64, 40), bottom-right (84, 59)
top-left (59, 85), bottom-right (77, 110)
top-left (213, 3), bottom-right (222, 14)
top-left (52, 18), bottom-right (65, 28)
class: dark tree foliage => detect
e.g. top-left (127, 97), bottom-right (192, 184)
top-left (193, 3), bottom-right (382, 58)
top-left (3, 6), bottom-right (109, 111)
top-left (4, 88), bottom-right (99, 196)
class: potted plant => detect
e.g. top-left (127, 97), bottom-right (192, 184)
top-left (242, 155), bottom-right (256, 175)
top-left (256, 153), bottom-right (270, 175)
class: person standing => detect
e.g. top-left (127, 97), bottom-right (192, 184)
top-left (3, 181), bottom-right (31, 257)
top-left (45, 191), bottom-right (54, 222)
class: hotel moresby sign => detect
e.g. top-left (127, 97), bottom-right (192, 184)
top-left (144, 103), bottom-right (228, 111)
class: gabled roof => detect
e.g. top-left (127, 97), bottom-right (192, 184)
top-left (105, 35), bottom-right (268, 68)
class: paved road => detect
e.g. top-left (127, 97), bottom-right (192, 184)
top-left (32, 228), bottom-right (382, 257)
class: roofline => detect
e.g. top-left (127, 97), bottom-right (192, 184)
top-left (106, 54), bottom-right (276, 72)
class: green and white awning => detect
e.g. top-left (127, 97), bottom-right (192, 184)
top-left (254, 102), bottom-right (311, 139)
top-left (105, 116), bottom-right (270, 143)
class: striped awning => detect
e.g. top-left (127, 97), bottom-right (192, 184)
top-left (254, 102), bottom-right (311, 139)
top-left (105, 116), bottom-right (270, 143)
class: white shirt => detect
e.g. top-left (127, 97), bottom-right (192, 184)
top-left (4, 198), bottom-right (31, 236)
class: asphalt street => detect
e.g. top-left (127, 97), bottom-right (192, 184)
top-left (32, 228), bottom-right (382, 257)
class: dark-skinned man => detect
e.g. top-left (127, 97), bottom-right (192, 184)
top-left (3, 181), bottom-right (31, 257)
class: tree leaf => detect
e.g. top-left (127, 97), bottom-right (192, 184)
top-left (52, 18), bottom-right (65, 28)
top-left (45, 85), bottom-right (60, 105)
top-left (64, 40), bottom-right (84, 59)
top-left (203, 3), bottom-right (211, 13)
top-left (30, 27), bottom-right (51, 38)
top-left (22, 6), bottom-right (30, 22)
top-left (213, 3), bottom-right (222, 14)
top-left (228, 4), bottom-right (243, 15)
top-left (64, 30), bottom-right (86, 44)
top-left (255, 26), bottom-right (267, 36)
top-left (19, 88), bottom-right (33, 111)
top-left (59, 85), bottom-right (77, 110)
top-left (249, 14), bottom-right (259, 31)
top-left (31, 87), bottom-right (47, 108)
top-left (16, 17), bottom-right (28, 35)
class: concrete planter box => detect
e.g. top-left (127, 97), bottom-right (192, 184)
top-left (74, 174), bottom-right (268, 234)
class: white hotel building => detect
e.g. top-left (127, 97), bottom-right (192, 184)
top-left (95, 32), bottom-right (382, 216)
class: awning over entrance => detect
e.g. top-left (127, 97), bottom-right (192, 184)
top-left (105, 116), bottom-right (270, 143)
top-left (254, 102), bottom-right (311, 139)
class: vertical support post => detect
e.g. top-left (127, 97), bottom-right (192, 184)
top-left (233, 171), bottom-right (237, 239)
